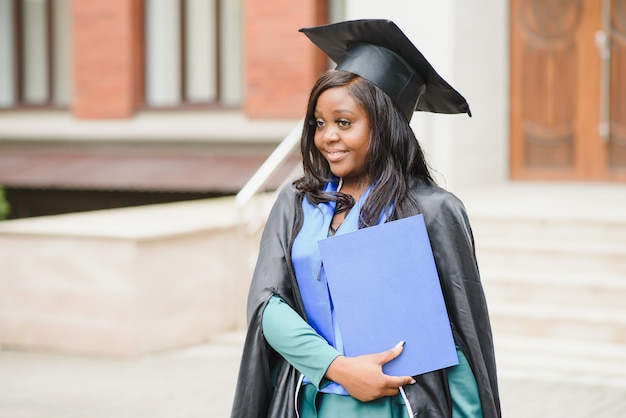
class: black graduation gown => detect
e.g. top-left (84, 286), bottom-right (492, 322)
top-left (230, 178), bottom-right (501, 418)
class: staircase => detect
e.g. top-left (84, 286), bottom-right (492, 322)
top-left (459, 182), bottom-right (626, 388)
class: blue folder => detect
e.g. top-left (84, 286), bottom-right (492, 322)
top-left (318, 214), bottom-right (458, 377)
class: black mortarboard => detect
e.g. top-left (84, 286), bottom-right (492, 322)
top-left (299, 19), bottom-right (471, 121)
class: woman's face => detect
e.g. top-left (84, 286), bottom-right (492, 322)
top-left (313, 86), bottom-right (370, 181)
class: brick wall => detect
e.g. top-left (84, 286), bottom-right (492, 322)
top-left (72, 0), bottom-right (143, 119)
top-left (244, 0), bottom-right (328, 119)
top-left (71, 0), bottom-right (325, 120)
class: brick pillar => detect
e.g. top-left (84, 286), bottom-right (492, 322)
top-left (244, 0), bottom-right (327, 119)
top-left (72, 0), bottom-right (143, 119)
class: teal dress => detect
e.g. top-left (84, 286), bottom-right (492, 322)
top-left (263, 296), bottom-right (483, 417)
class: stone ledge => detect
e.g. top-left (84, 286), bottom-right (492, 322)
top-left (0, 196), bottom-right (244, 240)
top-left (0, 194), bottom-right (275, 357)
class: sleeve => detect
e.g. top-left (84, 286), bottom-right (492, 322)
top-left (262, 295), bottom-right (342, 389)
top-left (449, 345), bottom-right (484, 418)
top-left (230, 184), bottom-right (301, 418)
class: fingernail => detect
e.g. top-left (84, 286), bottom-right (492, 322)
top-left (410, 379), bottom-right (416, 384)
top-left (396, 340), bottom-right (406, 348)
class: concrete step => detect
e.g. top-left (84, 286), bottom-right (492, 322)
top-left (475, 243), bottom-right (626, 277)
top-left (480, 269), bottom-right (626, 309)
top-left (488, 301), bottom-right (626, 344)
top-left (476, 234), bottom-right (626, 257)
top-left (459, 183), bottom-right (626, 229)
top-left (471, 217), bottom-right (626, 250)
top-left (458, 183), bottom-right (626, 386)
top-left (494, 334), bottom-right (626, 388)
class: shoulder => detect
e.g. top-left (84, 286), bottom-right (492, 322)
top-left (407, 178), bottom-right (475, 245)
top-left (266, 182), bottom-right (299, 220)
top-left (276, 180), bottom-right (298, 200)
top-left (258, 181), bottom-right (304, 247)
top-left (409, 178), bottom-right (468, 219)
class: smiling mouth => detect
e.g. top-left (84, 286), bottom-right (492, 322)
top-left (326, 150), bottom-right (347, 162)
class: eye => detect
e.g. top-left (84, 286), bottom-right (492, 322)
top-left (336, 118), bottom-right (351, 128)
top-left (312, 119), bottom-right (325, 129)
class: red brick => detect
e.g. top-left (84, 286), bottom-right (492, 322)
top-left (70, 0), bottom-right (325, 120)
top-left (244, 0), bottom-right (328, 119)
top-left (72, 0), bottom-right (143, 119)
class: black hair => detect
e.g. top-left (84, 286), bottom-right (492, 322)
top-left (293, 70), bottom-right (433, 228)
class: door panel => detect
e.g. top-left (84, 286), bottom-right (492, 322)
top-left (510, 0), bottom-right (616, 180)
top-left (511, 0), bottom-right (599, 179)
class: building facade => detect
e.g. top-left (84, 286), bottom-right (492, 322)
top-left (0, 0), bottom-right (624, 218)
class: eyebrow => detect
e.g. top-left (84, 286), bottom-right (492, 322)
top-left (314, 109), bottom-right (356, 117)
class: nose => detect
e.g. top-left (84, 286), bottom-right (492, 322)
top-left (321, 125), bottom-right (340, 142)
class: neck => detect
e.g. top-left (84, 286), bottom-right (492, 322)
top-left (339, 176), bottom-right (370, 200)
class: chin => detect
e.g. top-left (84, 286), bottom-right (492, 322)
top-left (330, 170), bottom-right (349, 179)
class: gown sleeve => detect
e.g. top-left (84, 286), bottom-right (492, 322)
top-left (262, 295), bottom-right (342, 389)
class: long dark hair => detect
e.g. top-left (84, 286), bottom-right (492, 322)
top-left (293, 70), bottom-right (433, 227)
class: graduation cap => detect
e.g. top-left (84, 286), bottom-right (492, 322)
top-left (299, 19), bottom-right (471, 121)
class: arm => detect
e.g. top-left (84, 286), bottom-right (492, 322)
top-left (262, 295), bottom-right (340, 388)
top-left (262, 295), bottom-right (415, 401)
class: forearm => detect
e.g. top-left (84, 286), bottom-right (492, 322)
top-left (263, 296), bottom-right (414, 401)
top-left (262, 295), bottom-right (341, 388)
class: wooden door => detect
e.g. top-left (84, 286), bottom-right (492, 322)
top-left (510, 0), bottom-right (626, 181)
top-left (605, 0), bottom-right (626, 178)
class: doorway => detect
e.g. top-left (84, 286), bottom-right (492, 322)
top-left (510, 0), bottom-right (626, 181)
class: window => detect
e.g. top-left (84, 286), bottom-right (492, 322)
top-left (0, 0), bottom-right (72, 108)
top-left (144, 0), bottom-right (243, 108)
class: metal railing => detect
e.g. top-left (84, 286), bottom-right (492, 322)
top-left (235, 118), bottom-right (304, 208)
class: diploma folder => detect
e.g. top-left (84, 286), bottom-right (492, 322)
top-left (318, 214), bottom-right (458, 377)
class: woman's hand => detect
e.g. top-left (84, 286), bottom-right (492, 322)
top-left (324, 341), bottom-right (416, 402)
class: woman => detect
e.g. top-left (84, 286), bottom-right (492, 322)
top-left (231, 19), bottom-right (501, 418)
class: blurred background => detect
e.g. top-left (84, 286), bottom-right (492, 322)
top-left (0, 0), bottom-right (625, 417)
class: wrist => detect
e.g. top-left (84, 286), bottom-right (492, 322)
top-left (325, 355), bottom-right (348, 384)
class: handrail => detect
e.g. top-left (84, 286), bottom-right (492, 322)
top-left (235, 118), bottom-right (304, 208)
